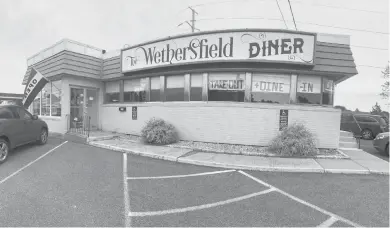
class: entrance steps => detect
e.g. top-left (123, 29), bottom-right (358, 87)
top-left (339, 131), bottom-right (359, 149)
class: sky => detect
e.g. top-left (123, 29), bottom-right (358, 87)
top-left (0, 0), bottom-right (388, 112)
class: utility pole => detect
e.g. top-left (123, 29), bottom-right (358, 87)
top-left (177, 6), bottom-right (200, 33)
top-left (188, 6), bottom-right (198, 33)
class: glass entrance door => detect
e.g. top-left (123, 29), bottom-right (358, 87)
top-left (70, 88), bottom-right (84, 131)
top-left (86, 89), bottom-right (98, 130)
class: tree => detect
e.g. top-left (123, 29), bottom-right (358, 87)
top-left (380, 65), bottom-right (389, 106)
top-left (371, 102), bottom-right (383, 115)
top-left (355, 108), bottom-right (360, 112)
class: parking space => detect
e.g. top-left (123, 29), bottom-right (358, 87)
top-left (125, 153), bottom-right (375, 227)
top-left (0, 139), bottom-right (124, 227)
top-left (0, 139), bottom-right (388, 227)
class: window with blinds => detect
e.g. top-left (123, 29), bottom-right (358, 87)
top-left (208, 73), bottom-right (245, 102)
top-left (251, 73), bottom-right (290, 104)
top-left (190, 74), bottom-right (203, 101)
top-left (165, 75), bottom-right (184, 101)
top-left (150, 77), bottom-right (161, 102)
top-left (105, 81), bottom-right (120, 103)
top-left (124, 78), bottom-right (147, 102)
top-left (296, 75), bottom-right (321, 105)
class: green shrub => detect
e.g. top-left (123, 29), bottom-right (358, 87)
top-left (268, 123), bottom-right (318, 156)
top-left (141, 117), bottom-right (179, 145)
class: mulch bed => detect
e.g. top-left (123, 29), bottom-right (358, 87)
top-left (116, 134), bottom-right (349, 159)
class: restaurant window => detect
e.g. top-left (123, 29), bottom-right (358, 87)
top-left (251, 73), bottom-right (290, 104)
top-left (322, 77), bottom-right (334, 105)
top-left (32, 92), bottom-right (41, 115)
top-left (41, 83), bottom-right (51, 116)
top-left (296, 75), bottom-right (321, 104)
top-left (124, 78), bottom-right (147, 102)
top-left (150, 77), bottom-right (161, 102)
top-left (165, 75), bottom-right (185, 101)
top-left (51, 80), bottom-right (62, 116)
top-left (31, 80), bottom-right (62, 117)
top-left (190, 74), bottom-right (203, 101)
top-left (105, 81), bottom-right (120, 103)
top-left (208, 73), bottom-right (245, 102)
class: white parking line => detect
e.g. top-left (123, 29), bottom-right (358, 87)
top-left (123, 153), bottom-right (131, 228)
top-left (238, 171), bottom-right (362, 228)
top-left (128, 188), bottom-right (275, 217)
top-left (0, 141), bottom-right (68, 186)
top-left (127, 170), bottom-right (236, 180)
top-left (318, 216), bottom-right (338, 227)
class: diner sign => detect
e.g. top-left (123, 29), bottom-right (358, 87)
top-left (252, 74), bottom-right (290, 93)
top-left (297, 76), bottom-right (321, 93)
top-left (121, 30), bottom-right (316, 73)
top-left (209, 79), bottom-right (244, 90)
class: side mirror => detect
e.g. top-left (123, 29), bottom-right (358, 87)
top-left (32, 115), bottom-right (38, 120)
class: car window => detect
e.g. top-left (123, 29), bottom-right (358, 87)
top-left (0, 107), bottom-right (15, 119)
top-left (354, 115), bottom-right (378, 123)
top-left (18, 108), bottom-right (32, 120)
top-left (379, 117), bottom-right (388, 125)
top-left (341, 114), bottom-right (353, 122)
top-left (7, 106), bottom-right (21, 119)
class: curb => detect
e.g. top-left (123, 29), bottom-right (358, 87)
top-left (176, 158), bottom-right (325, 173)
top-left (88, 142), bottom-right (389, 175)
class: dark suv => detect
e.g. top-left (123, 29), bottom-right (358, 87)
top-left (0, 104), bottom-right (48, 164)
top-left (340, 112), bottom-right (389, 140)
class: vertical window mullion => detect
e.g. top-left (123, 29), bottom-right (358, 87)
top-left (39, 92), bottom-right (42, 116)
top-left (49, 82), bottom-right (52, 116)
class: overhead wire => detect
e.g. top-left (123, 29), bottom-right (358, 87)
top-left (287, 0), bottom-right (298, 30)
top-left (180, 0), bottom-right (387, 15)
top-left (290, 0), bottom-right (387, 15)
top-left (275, 0), bottom-right (289, 29)
top-left (195, 17), bottom-right (389, 35)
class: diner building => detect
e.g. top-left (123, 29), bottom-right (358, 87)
top-left (22, 29), bottom-right (358, 149)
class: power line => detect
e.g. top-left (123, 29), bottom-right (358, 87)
top-left (351, 45), bottom-right (388, 51)
top-left (181, 0), bottom-right (387, 15)
top-left (287, 0), bottom-right (298, 30)
top-left (357, 65), bottom-right (388, 69)
top-left (291, 0), bottom-right (387, 15)
top-left (275, 0), bottom-right (288, 29)
top-left (195, 17), bottom-right (389, 35)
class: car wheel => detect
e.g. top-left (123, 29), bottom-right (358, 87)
top-left (38, 128), bottom-right (48, 145)
top-left (361, 129), bottom-right (373, 140)
top-left (0, 139), bottom-right (10, 164)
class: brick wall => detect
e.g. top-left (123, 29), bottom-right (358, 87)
top-left (101, 102), bottom-right (341, 149)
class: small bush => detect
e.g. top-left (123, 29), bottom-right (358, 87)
top-left (141, 117), bottom-right (179, 145)
top-left (268, 123), bottom-right (318, 156)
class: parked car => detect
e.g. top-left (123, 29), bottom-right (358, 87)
top-left (373, 132), bottom-right (389, 156)
top-left (340, 112), bottom-right (389, 140)
top-left (0, 104), bottom-right (48, 164)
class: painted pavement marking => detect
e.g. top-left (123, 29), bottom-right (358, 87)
top-left (127, 169), bottom-right (236, 180)
top-left (123, 153), bottom-right (131, 228)
top-left (318, 216), bottom-right (339, 227)
top-left (238, 170), bottom-right (362, 227)
top-left (0, 141), bottom-right (68, 186)
top-left (128, 188), bottom-right (275, 217)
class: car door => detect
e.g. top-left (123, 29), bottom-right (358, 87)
top-left (0, 107), bottom-right (25, 146)
top-left (354, 115), bottom-right (379, 135)
top-left (17, 107), bottom-right (41, 142)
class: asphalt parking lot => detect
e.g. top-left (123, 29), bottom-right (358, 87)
top-left (0, 138), bottom-right (388, 227)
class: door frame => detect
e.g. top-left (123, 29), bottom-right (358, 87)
top-left (69, 86), bottom-right (100, 130)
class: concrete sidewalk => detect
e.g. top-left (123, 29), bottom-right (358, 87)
top-left (88, 138), bottom-right (389, 175)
